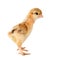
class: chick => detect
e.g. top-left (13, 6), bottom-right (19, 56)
top-left (8, 8), bottom-right (43, 55)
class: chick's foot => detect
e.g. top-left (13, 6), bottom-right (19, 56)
top-left (17, 47), bottom-right (30, 56)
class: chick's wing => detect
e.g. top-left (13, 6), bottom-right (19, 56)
top-left (11, 23), bottom-right (28, 34)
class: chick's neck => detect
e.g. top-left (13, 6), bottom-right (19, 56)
top-left (25, 15), bottom-right (35, 26)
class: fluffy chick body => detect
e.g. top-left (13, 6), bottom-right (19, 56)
top-left (8, 8), bottom-right (43, 55)
top-left (8, 18), bottom-right (33, 46)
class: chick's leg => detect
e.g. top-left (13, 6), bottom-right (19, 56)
top-left (17, 40), bottom-right (30, 55)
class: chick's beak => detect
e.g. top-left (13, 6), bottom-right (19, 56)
top-left (39, 14), bottom-right (43, 18)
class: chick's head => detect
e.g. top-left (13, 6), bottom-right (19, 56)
top-left (28, 8), bottom-right (43, 20)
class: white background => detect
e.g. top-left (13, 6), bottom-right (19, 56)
top-left (0, 0), bottom-right (60, 60)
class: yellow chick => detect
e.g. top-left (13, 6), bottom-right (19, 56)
top-left (8, 8), bottom-right (43, 55)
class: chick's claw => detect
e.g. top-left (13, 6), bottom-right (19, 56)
top-left (17, 47), bottom-right (25, 51)
top-left (17, 47), bottom-right (28, 51)
top-left (21, 47), bottom-right (26, 50)
top-left (22, 52), bottom-right (30, 56)
top-left (21, 47), bottom-right (28, 51)
top-left (19, 52), bottom-right (30, 56)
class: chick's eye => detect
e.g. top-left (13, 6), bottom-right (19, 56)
top-left (35, 12), bottom-right (38, 15)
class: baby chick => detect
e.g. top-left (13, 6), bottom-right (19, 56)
top-left (8, 8), bottom-right (43, 56)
